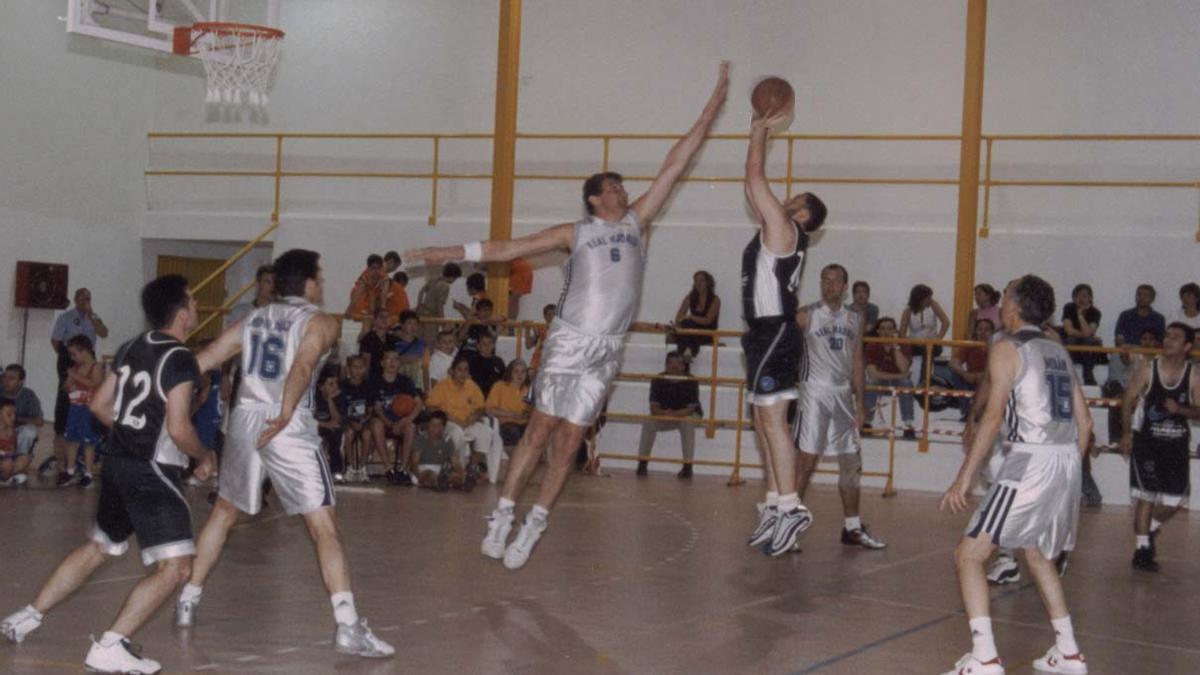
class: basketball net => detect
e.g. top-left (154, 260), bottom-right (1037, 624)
top-left (176, 23), bottom-right (284, 109)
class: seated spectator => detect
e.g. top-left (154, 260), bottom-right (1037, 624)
top-left (0, 401), bottom-right (22, 486)
top-left (315, 367), bottom-right (346, 482)
top-left (671, 271), bottom-right (720, 360)
top-left (850, 281), bottom-right (879, 334)
top-left (1172, 282), bottom-right (1200, 330)
top-left (525, 304), bottom-right (556, 374)
top-left (1109, 284), bottom-right (1166, 386)
top-left (457, 298), bottom-right (500, 353)
top-left (59, 335), bottom-right (103, 488)
top-left (426, 354), bottom-right (500, 482)
top-left (409, 411), bottom-right (467, 491)
top-left (947, 319), bottom-right (994, 420)
top-left (416, 263), bottom-right (461, 345)
top-left (345, 254), bottom-right (389, 324)
top-left (1, 364), bottom-right (44, 485)
top-left (385, 269), bottom-right (410, 322)
top-left (863, 317), bottom-right (917, 439)
top-left (426, 329), bottom-right (459, 387)
top-left (358, 308), bottom-right (392, 381)
top-left (1061, 283), bottom-right (1105, 385)
top-left (337, 355), bottom-right (376, 483)
top-left (369, 351), bottom-right (424, 485)
top-left (508, 258), bottom-right (534, 322)
top-left (468, 333), bottom-right (506, 397)
top-left (486, 359), bottom-right (532, 459)
top-left (899, 284), bottom-right (950, 388)
top-left (453, 272), bottom-right (489, 319)
top-left (968, 283), bottom-right (1001, 335)
top-left (636, 351), bottom-right (702, 479)
top-left (389, 310), bottom-right (427, 391)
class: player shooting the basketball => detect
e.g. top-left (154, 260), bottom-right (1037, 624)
top-left (405, 61), bottom-right (729, 570)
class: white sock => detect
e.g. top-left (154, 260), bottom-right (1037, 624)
top-left (778, 493), bottom-right (799, 511)
top-left (331, 592), bottom-right (358, 626)
top-left (1136, 534), bottom-right (1150, 549)
top-left (1150, 518), bottom-right (1162, 533)
top-left (180, 583), bottom-right (203, 604)
top-left (66, 468), bottom-right (76, 476)
top-left (497, 497), bottom-right (515, 513)
top-left (24, 605), bottom-right (43, 622)
top-left (968, 617), bottom-right (998, 662)
top-left (765, 491), bottom-right (780, 507)
top-left (844, 516), bottom-right (862, 531)
top-left (1051, 615), bottom-right (1079, 655)
top-left (529, 505), bottom-right (549, 522)
top-left (100, 630), bottom-right (125, 647)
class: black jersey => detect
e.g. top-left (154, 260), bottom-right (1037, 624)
top-left (741, 222), bottom-right (809, 326)
top-left (103, 331), bottom-right (201, 466)
top-left (1137, 360), bottom-right (1193, 444)
top-left (371, 372), bottom-right (420, 410)
top-left (337, 379), bottom-right (374, 421)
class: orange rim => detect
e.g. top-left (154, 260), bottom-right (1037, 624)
top-left (192, 21), bottom-right (285, 40)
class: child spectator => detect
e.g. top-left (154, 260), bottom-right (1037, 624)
top-left (315, 367), bottom-right (346, 482)
top-left (426, 329), bottom-right (459, 387)
top-left (389, 310), bottom-right (427, 391)
top-left (59, 335), bottom-right (104, 487)
top-left (457, 298), bottom-right (500, 353)
top-left (337, 355), bottom-right (375, 482)
top-left (410, 411), bottom-right (466, 491)
top-left (385, 270), bottom-right (410, 321)
top-left (346, 254), bottom-right (389, 324)
top-left (507, 258), bottom-right (533, 322)
top-left (486, 359), bottom-right (532, 461)
top-left (0, 401), bottom-right (20, 486)
top-left (416, 263), bottom-right (461, 345)
top-left (358, 308), bottom-right (392, 381)
top-left (1, 364), bottom-right (44, 485)
top-left (427, 354), bottom-right (496, 480)
top-left (453, 272), bottom-right (489, 319)
top-left (369, 351), bottom-right (424, 484)
top-left (468, 333), bottom-right (506, 397)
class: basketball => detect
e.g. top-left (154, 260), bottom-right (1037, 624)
top-left (751, 76), bottom-right (794, 118)
top-left (391, 393), bottom-right (416, 418)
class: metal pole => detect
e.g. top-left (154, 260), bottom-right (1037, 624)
top-left (487, 0), bottom-right (522, 318)
top-left (951, 0), bottom-right (988, 338)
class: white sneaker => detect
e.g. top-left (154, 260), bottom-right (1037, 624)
top-left (481, 508), bottom-right (514, 560)
top-left (334, 618), bottom-right (394, 658)
top-left (942, 652), bottom-right (1004, 675)
top-left (986, 555), bottom-right (1021, 585)
top-left (174, 598), bottom-right (196, 628)
top-left (1, 606), bottom-right (42, 643)
top-left (503, 514), bottom-right (547, 570)
top-left (84, 635), bottom-right (162, 674)
top-left (12, 473), bottom-right (27, 486)
top-left (1033, 645), bottom-right (1087, 673)
top-left (747, 505), bottom-right (778, 548)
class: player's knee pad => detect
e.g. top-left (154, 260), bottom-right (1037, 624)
top-left (837, 452), bottom-right (862, 490)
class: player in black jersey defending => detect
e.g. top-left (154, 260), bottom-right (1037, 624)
top-left (742, 107), bottom-right (827, 556)
top-left (1, 275), bottom-right (214, 674)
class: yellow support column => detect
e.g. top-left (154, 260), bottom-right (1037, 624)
top-left (487, 0), bottom-right (522, 317)
top-left (952, 0), bottom-right (988, 338)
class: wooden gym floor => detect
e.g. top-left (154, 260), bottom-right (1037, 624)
top-left (1, 458), bottom-right (1197, 674)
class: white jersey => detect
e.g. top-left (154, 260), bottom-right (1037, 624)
top-left (555, 212), bottom-right (646, 336)
top-left (1002, 327), bottom-right (1078, 445)
top-left (801, 302), bottom-right (860, 389)
top-left (237, 297), bottom-right (325, 412)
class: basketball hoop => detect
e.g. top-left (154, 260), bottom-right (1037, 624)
top-left (173, 22), bottom-right (284, 108)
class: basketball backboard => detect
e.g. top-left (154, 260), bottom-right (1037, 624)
top-left (65, 0), bottom-right (280, 57)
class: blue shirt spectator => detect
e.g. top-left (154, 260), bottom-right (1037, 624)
top-left (1113, 284), bottom-right (1166, 346)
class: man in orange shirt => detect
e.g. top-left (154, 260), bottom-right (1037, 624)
top-left (508, 258), bottom-right (533, 321)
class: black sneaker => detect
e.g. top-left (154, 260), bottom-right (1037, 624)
top-left (78, 474), bottom-right (94, 488)
top-left (38, 457), bottom-right (59, 477)
top-left (56, 472), bottom-right (78, 488)
top-left (1132, 547), bottom-right (1158, 572)
top-left (902, 428), bottom-right (917, 441)
top-left (635, 461), bottom-right (648, 476)
top-left (676, 464), bottom-right (693, 479)
top-left (841, 525), bottom-right (887, 549)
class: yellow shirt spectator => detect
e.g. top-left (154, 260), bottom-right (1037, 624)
top-left (427, 377), bottom-right (485, 427)
top-left (486, 381), bottom-right (530, 424)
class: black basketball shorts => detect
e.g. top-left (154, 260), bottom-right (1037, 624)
top-left (93, 454), bottom-right (195, 566)
top-left (742, 320), bottom-right (802, 406)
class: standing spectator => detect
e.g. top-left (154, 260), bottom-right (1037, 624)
top-left (416, 263), bottom-right (461, 345)
top-left (508, 258), bottom-right (534, 322)
top-left (390, 310), bottom-right (427, 391)
top-left (383, 251), bottom-right (402, 275)
top-left (51, 288), bottom-right (108, 454)
top-left (457, 298), bottom-right (500, 354)
top-left (899, 283), bottom-right (949, 388)
top-left (337, 355), bottom-right (375, 483)
top-left (863, 317), bottom-right (916, 439)
top-left (525, 304), bottom-right (556, 374)
top-left (1171, 282), bottom-right (1200, 330)
top-left (409, 412), bottom-right (465, 490)
top-left (635, 351), bottom-right (702, 479)
top-left (385, 270), bottom-right (410, 322)
top-left (345, 254), bottom-right (388, 324)
top-left (59, 336), bottom-right (104, 487)
top-left (1110, 284), bottom-right (1167, 386)
top-left (426, 329), bottom-right (459, 388)
top-left (1061, 283), bottom-right (1105, 385)
top-left (967, 284), bottom-right (1001, 336)
top-left (226, 265), bottom-right (275, 325)
top-left (850, 281), bottom-right (879, 334)
top-left (468, 333), bottom-right (506, 397)
top-left (486, 359), bottom-right (532, 464)
top-left (947, 319), bottom-right (994, 420)
top-left (2, 364), bottom-right (44, 484)
top-left (369, 351), bottom-right (423, 484)
top-left (315, 367), bottom-right (346, 482)
top-left (0, 401), bottom-right (22, 486)
top-left (357, 308), bottom-right (391, 381)
top-left (671, 270), bottom-right (721, 361)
